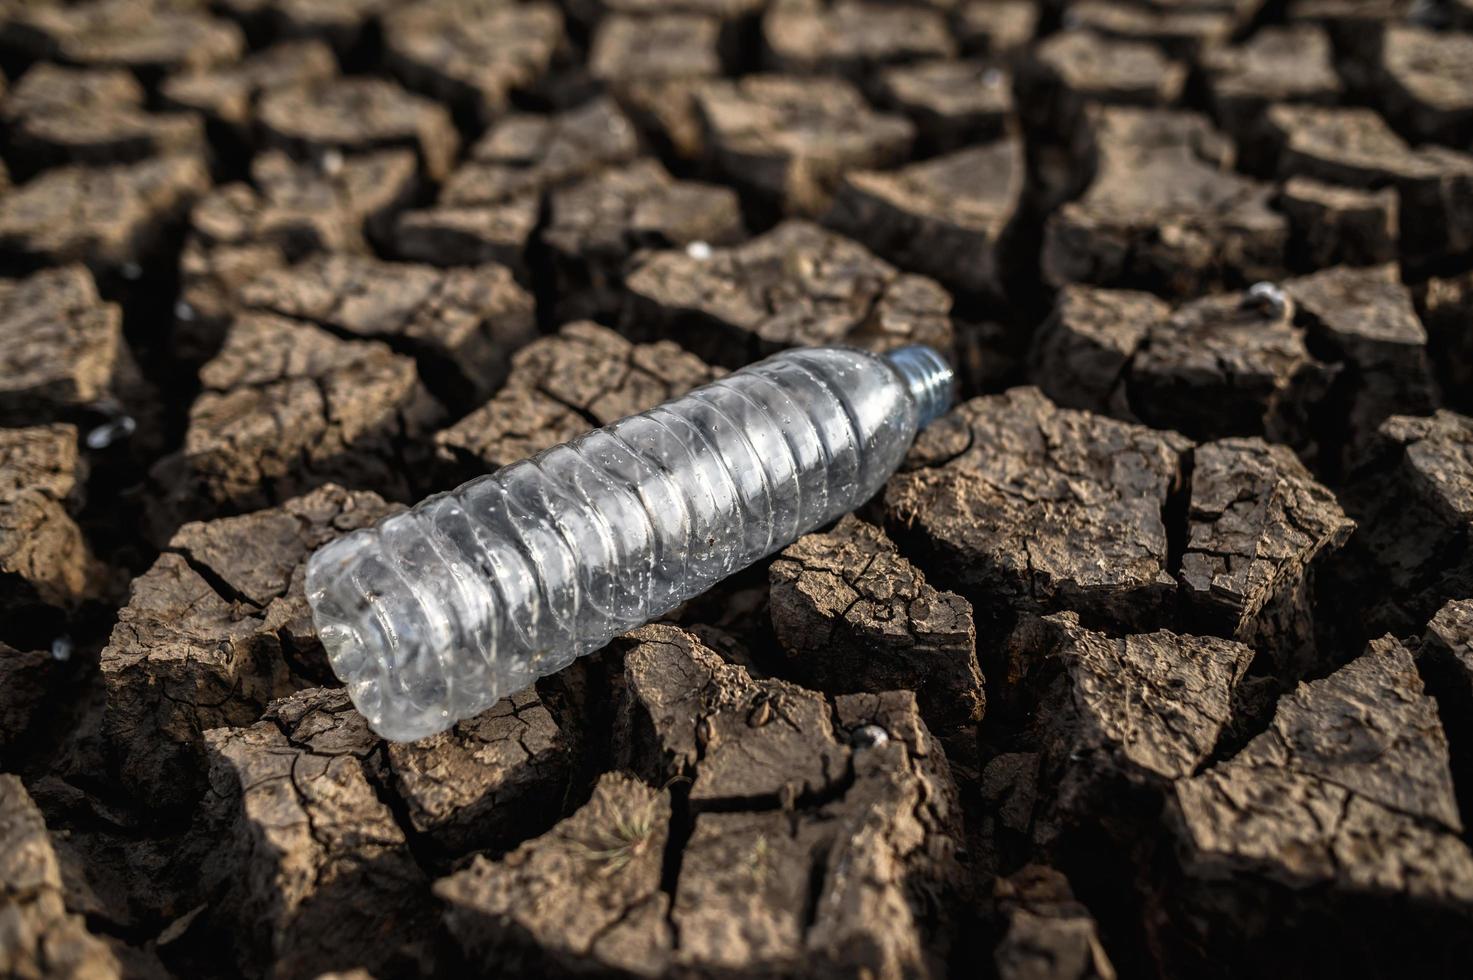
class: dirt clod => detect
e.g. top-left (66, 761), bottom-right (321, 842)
top-left (0, 424), bottom-right (104, 636)
top-left (624, 219), bottom-right (953, 367)
top-left (883, 387), bottom-right (1191, 633)
top-left (0, 155), bottom-right (209, 275)
top-left (770, 514), bottom-right (984, 760)
top-left (0, 775), bottom-right (122, 979)
top-left (102, 484), bottom-right (399, 809)
top-left (826, 138), bottom-right (1024, 297)
top-left (1157, 639), bottom-right (1473, 977)
top-left (239, 254), bottom-right (536, 411)
top-left (437, 624), bottom-right (967, 977)
top-left (150, 315), bottom-right (439, 524)
top-left (258, 77), bottom-right (460, 182)
top-left (544, 159), bottom-right (745, 322)
top-left (201, 686), bottom-right (434, 979)
top-left (1043, 108), bottom-right (1287, 296)
top-left (435, 320), bottom-right (721, 478)
top-left (693, 74), bottom-right (915, 216)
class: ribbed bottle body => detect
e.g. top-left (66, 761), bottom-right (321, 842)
top-left (306, 345), bottom-right (951, 741)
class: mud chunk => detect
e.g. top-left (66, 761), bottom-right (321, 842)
top-left (202, 687), bottom-right (433, 979)
top-left (769, 515), bottom-right (984, 755)
top-left (669, 681), bottom-right (960, 978)
top-left (386, 686), bottom-right (573, 857)
top-left (624, 219), bottom-right (953, 367)
top-left (991, 866), bottom-right (1117, 980)
top-left (1258, 103), bottom-right (1446, 189)
top-left (613, 624), bottom-right (830, 791)
top-left (392, 200), bottom-right (539, 273)
top-left (978, 751), bottom-right (1043, 868)
top-left (1423, 599), bottom-right (1473, 836)
top-left (252, 148), bottom-right (420, 245)
top-left (153, 315), bottom-right (438, 523)
top-left (180, 185), bottom-right (357, 316)
top-left (588, 13), bottom-right (722, 159)
top-left (1064, 1), bottom-right (1235, 59)
top-left (36, 752), bottom-right (213, 938)
top-left (472, 625), bottom-right (961, 977)
top-left (1418, 268), bottom-right (1473, 412)
top-left (0, 266), bottom-right (145, 426)
top-left (102, 484), bottom-right (398, 809)
top-left (3, 62), bottom-right (204, 176)
top-left (883, 386), bottom-right (1191, 632)
top-left (1374, 25), bottom-right (1473, 147)
top-left (1158, 639), bottom-right (1473, 977)
top-left (826, 138), bottom-right (1023, 297)
top-left (1181, 438), bottom-right (1353, 674)
top-left (396, 98), bottom-right (639, 271)
top-left (0, 154), bottom-right (209, 276)
top-left (694, 74), bottom-right (915, 215)
top-left (2, 60), bottom-right (144, 118)
top-left (1014, 613), bottom-right (1254, 844)
top-left (384, 0), bottom-right (563, 125)
top-left (874, 59), bottom-right (1014, 152)
top-left (74, 9), bottom-right (244, 78)
top-left (443, 98), bottom-right (641, 207)
top-left (1340, 410), bottom-right (1473, 638)
top-left (543, 159), bottom-right (744, 322)
top-left (435, 321), bottom-right (720, 475)
top-left (1021, 30), bottom-right (1187, 133)
top-left (258, 77), bottom-right (460, 182)
top-left (1258, 104), bottom-right (1473, 263)
top-left (591, 11), bottom-right (722, 83)
top-left (1026, 284), bottom-right (1168, 417)
top-left (1285, 264), bottom-right (1438, 464)
top-left (271, 0), bottom-right (396, 55)
top-left (239, 255), bottom-right (536, 411)
top-left (1128, 291), bottom-right (1331, 443)
top-left (178, 149), bottom-right (419, 364)
top-left (159, 39), bottom-right (337, 135)
top-left (1042, 108), bottom-right (1286, 296)
top-left (1280, 177), bottom-right (1398, 269)
top-left (6, 1), bottom-right (245, 79)
top-left (0, 641), bottom-right (51, 750)
top-left (0, 423), bottom-right (102, 631)
top-left (1388, 144), bottom-right (1473, 265)
top-left (1321, 12), bottom-right (1398, 98)
top-left (0, 0), bottom-right (148, 61)
top-left (1201, 25), bottom-right (1341, 154)
top-left (651, 630), bottom-right (960, 972)
top-left (955, 0), bottom-right (1040, 57)
top-left (1262, 103), bottom-right (1439, 186)
top-left (437, 771), bottom-right (675, 977)
top-left (761, 0), bottom-right (956, 77)
top-left (0, 775), bottom-right (121, 980)
top-left (24, 751), bottom-right (223, 966)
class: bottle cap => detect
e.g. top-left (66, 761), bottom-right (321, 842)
top-left (884, 345), bottom-right (955, 427)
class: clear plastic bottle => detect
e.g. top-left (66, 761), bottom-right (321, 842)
top-left (306, 344), bottom-right (954, 741)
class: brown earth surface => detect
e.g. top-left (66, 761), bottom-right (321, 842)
top-left (1, 1), bottom-right (1472, 978)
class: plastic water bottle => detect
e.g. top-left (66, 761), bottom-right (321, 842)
top-left (306, 344), bottom-right (954, 741)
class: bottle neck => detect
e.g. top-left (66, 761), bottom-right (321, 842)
top-left (883, 346), bottom-right (955, 428)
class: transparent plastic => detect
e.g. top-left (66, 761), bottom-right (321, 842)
top-left (306, 344), bottom-right (954, 741)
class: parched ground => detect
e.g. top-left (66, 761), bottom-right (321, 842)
top-left (1, 1), bottom-right (1472, 978)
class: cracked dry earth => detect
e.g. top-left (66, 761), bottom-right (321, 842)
top-left (1, 1), bottom-right (1472, 979)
